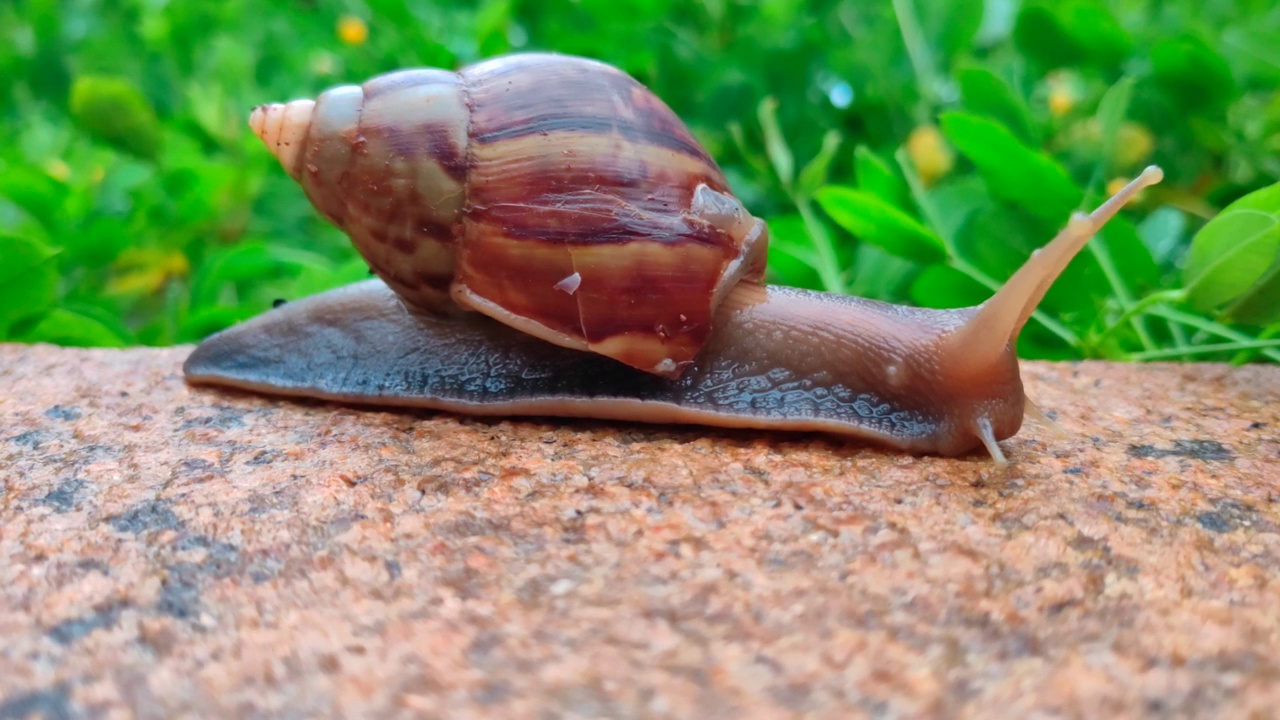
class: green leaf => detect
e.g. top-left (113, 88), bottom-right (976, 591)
top-left (475, 0), bottom-right (515, 56)
top-left (918, 0), bottom-right (984, 61)
top-left (1013, 3), bottom-right (1085, 68)
top-left (764, 214), bottom-right (823, 290)
top-left (19, 308), bottom-right (129, 347)
top-left (956, 65), bottom-right (1036, 145)
top-left (923, 174), bottom-right (988, 248)
top-left (757, 97), bottom-right (794, 190)
top-left (179, 305), bottom-right (261, 342)
top-left (1136, 206), bottom-right (1187, 269)
top-left (1013, 1), bottom-right (1131, 70)
top-left (0, 164), bottom-right (67, 231)
top-left (1094, 75), bottom-right (1134, 171)
top-left (845, 243), bottom-right (917, 301)
top-left (1223, 259), bottom-right (1280, 325)
top-left (1220, 25), bottom-right (1280, 86)
top-left (795, 130), bottom-right (842, 199)
top-left (814, 185), bottom-right (946, 263)
top-left (909, 264), bottom-right (989, 309)
top-left (0, 195), bottom-right (49, 245)
top-left (291, 256), bottom-right (377, 298)
top-left (1059, 0), bottom-right (1131, 68)
top-left (0, 233), bottom-right (59, 334)
top-left (1149, 35), bottom-right (1237, 115)
top-left (854, 145), bottom-right (910, 209)
top-left (1183, 182), bottom-right (1280, 316)
top-left (189, 241), bottom-right (331, 309)
top-left (69, 75), bottom-right (163, 160)
top-left (63, 216), bottom-right (132, 270)
top-left (939, 111), bottom-right (1082, 223)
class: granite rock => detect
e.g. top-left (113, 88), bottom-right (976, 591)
top-left (1, 343), bottom-right (1278, 718)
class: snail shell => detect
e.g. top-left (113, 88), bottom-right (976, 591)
top-left (250, 53), bottom-right (767, 378)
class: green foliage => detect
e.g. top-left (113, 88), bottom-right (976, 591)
top-left (0, 234), bottom-right (59, 333)
top-left (69, 76), bottom-right (163, 160)
top-left (1, 0), bottom-right (1279, 363)
top-left (814, 186), bottom-right (946, 262)
top-left (1184, 183), bottom-right (1280, 325)
top-left (939, 112), bottom-right (1082, 223)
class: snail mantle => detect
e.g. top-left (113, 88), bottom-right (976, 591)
top-left (2, 343), bottom-right (1279, 716)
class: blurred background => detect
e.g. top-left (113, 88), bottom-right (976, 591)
top-left (2, 0), bottom-right (1279, 363)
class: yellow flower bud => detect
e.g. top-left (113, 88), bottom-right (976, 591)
top-left (45, 159), bottom-right (71, 182)
top-left (1113, 122), bottom-right (1155, 169)
top-left (905, 124), bottom-right (954, 187)
top-left (107, 249), bottom-right (191, 296)
top-left (1048, 90), bottom-right (1074, 117)
top-left (162, 250), bottom-right (191, 278)
top-left (337, 16), bottom-right (368, 46)
top-left (1045, 70), bottom-right (1079, 118)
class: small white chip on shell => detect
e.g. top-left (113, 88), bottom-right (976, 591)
top-left (651, 358), bottom-right (679, 375)
top-left (553, 272), bottom-right (582, 295)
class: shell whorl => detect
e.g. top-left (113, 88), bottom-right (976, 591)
top-left (249, 100), bottom-right (315, 181)
top-left (251, 53), bottom-right (768, 378)
top-left (251, 69), bottom-right (472, 310)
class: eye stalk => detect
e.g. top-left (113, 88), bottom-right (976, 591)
top-left (945, 165), bottom-right (1165, 379)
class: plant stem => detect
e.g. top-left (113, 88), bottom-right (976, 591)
top-left (1167, 318), bottom-right (1190, 348)
top-left (1147, 306), bottom-right (1280, 364)
top-left (796, 197), bottom-right (848, 294)
top-left (1231, 323), bottom-right (1280, 365)
top-left (891, 0), bottom-right (939, 111)
top-left (1094, 288), bottom-right (1187, 344)
top-left (894, 149), bottom-right (956, 255)
top-left (1130, 339), bottom-right (1280, 361)
top-left (1086, 238), bottom-right (1156, 351)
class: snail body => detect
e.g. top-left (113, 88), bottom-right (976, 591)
top-left (184, 52), bottom-right (1163, 462)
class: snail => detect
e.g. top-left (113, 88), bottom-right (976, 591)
top-left (183, 52), bottom-right (1164, 463)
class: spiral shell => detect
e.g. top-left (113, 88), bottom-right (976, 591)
top-left (250, 53), bottom-right (767, 378)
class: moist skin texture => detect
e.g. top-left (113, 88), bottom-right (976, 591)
top-left (183, 280), bottom-right (1027, 457)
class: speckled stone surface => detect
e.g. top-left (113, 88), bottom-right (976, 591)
top-left (1, 343), bottom-right (1278, 718)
